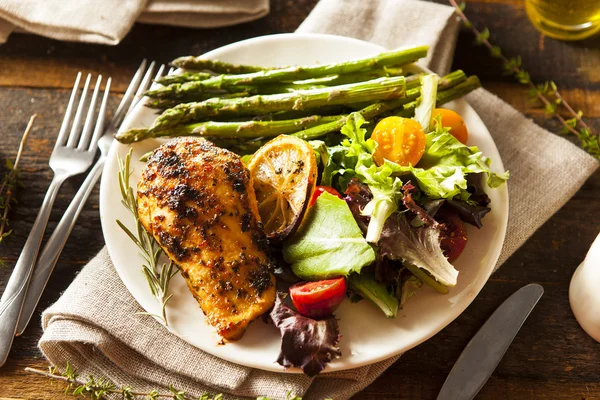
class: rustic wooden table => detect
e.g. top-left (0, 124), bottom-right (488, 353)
top-left (0, 0), bottom-right (598, 398)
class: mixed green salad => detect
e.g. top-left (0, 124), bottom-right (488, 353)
top-left (271, 108), bottom-right (507, 375)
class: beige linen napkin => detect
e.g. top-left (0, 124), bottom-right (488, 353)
top-left (0, 0), bottom-right (269, 45)
top-left (39, 0), bottom-right (599, 399)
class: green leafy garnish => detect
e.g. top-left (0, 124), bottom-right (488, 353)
top-left (282, 192), bottom-right (375, 280)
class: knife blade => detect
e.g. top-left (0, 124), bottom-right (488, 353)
top-left (437, 283), bottom-right (544, 400)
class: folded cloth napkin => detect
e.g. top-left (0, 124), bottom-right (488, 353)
top-left (0, 0), bottom-right (269, 45)
top-left (39, 0), bottom-right (599, 399)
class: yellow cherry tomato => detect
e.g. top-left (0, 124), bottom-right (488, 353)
top-left (371, 117), bottom-right (426, 167)
top-left (432, 108), bottom-right (469, 144)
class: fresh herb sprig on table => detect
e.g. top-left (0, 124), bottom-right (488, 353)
top-left (449, 0), bottom-right (600, 159)
top-left (0, 114), bottom-right (36, 248)
top-left (116, 149), bottom-right (178, 326)
top-left (25, 364), bottom-right (304, 400)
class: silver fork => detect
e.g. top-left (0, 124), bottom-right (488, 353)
top-left (0, 73), bottom-right (111, 366)
top-left (15, 61), bottom-right (167, 336)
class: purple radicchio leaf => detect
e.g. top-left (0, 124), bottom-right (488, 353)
top-left (270, 294), bottom-right (341, 377)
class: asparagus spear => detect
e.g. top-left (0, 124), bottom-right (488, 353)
top-left (146, 80), bottom-right (327, 100)
top-left (145, 91), bottom-right (252, 109)
top-left (170, 57), bottom-right (274, 74)
top-left (155, 72), bottom-right (373, 96)
top-left (150, 76), bottom-right (407, 131)
top-left (259, 105), bottom-right (351, 121)
top-left (291, 66), bottom-right (405, 86)
top-left (148, 46), bottom-right (428, 96)
top-left (116, 115), bottom-right (343, 143)
top-left (294, 74), bottom-right (479, 141)
top-left (156, 71), bottom-right (212, 85)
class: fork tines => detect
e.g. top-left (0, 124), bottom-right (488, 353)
top-left (57, 73), bottom-right (112, 153)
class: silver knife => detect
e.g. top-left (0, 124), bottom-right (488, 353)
top-left (437, 283), bottom-right (544, 400)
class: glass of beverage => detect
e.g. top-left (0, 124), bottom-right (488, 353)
top-left (526, 0), bottom-right (600, 40)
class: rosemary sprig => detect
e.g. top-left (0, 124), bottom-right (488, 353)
top-left (449, 0), bottom-right (600, 159)
top-left (116, 149), bottom-right (178, 326)
top-left (25, 364), bottom-right (303, 399)
top-left (0, 114), bottom-right (36, 247)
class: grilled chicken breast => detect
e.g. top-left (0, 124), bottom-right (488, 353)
top-left (137, 137), bottom-right (276, 340)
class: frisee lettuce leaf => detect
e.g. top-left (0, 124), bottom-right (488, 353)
top-left (282, 191), bottom-right (375, 280)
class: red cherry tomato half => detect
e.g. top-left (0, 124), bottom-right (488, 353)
top-left (438, 211), bottom-right (468, 263)
top-left (289, 277), bottom-right (347, 319)
top-left (309, 186), bottom-right (342, 206)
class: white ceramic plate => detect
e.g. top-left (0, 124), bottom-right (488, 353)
top-left (100, 33), bottom-right (508, 374)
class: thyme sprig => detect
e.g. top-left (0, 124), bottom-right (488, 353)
top-left (25, 364), bottom-right (303, 400)
top-left (449, 0), bottom-right (600, 159)
top-left (116, 149), bottom-right (178, 326)
top-left (0, 114), bottom-right (36, 247)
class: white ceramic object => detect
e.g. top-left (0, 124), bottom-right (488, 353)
top-left (569, 233), bottom-right (600, 342)
top-left (99, 33), bottom-right (509, 373)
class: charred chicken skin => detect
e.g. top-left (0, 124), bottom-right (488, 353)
top-left (137, 137), bottom-right (276, 340)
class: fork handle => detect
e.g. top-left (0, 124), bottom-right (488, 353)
top-left (0, 174), bottom-right (65, 366)
top-left (16, 157), bottom-right (107, 336)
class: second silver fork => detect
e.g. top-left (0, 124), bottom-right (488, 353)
top-left (15, 61), bottom-right (167, 336)
top-left (0, 73), bottom-right (111, 366)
